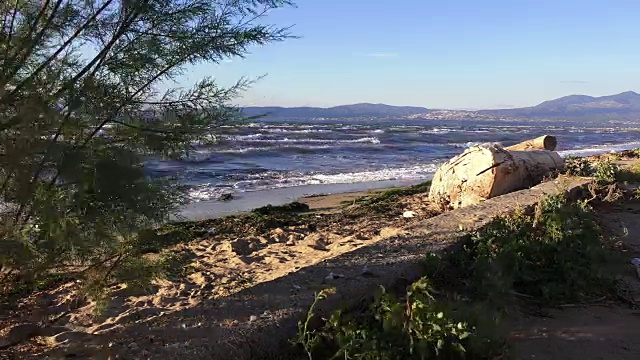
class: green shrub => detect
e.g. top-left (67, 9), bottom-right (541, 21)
top-left (297, 278), bottom-right (477, 360)
top-left (459, 194), bottom-right (610, 304)
top-left (593, 159), bottom-right (619, 185)
top-left (293, 290), bottom-right (329, 360)
top-left (295, 195), bottom-right (613, 359)
top-left (564, 156), bottom-right (592, 177)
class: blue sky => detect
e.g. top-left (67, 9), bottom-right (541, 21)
top-left (181, 0), bottom-right (640, 109)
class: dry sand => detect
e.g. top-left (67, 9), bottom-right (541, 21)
top-left (0, 183), bottom-right (438, 358)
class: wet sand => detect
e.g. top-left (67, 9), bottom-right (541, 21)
top-left (177, 178), bottom-right (429, 220)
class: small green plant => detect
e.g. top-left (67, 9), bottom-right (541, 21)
top-left (293, 290), bottom-right (329, 360)
top-left (564, 156), bottom-right (592, 177)
top-left (608, 153), bottom-right (622, 162)
top-left (296, 278), bottom-right (482, 360)
top-left (593, 158), bottom-right (619, 185)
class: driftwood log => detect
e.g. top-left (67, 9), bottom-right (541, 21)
top-left (505, 135), bottom-right (557, 151)
top-left (428, 139), bottom-right (564, 209)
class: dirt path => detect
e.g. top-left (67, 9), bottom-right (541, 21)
top-left (510, 199), bottom-right (640, 360)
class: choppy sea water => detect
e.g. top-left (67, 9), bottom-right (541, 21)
top-left (144, 119), bottom-right (640, 204)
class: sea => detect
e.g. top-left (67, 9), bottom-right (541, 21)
top-left (144, 119), bottom-right (640, 219)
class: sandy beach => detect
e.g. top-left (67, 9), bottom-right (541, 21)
top-left (4, 150), bottom-right (640, 359)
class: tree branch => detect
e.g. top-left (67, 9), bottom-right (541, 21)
top-left (1, 0), bottom-right (63, 89)
top-left (0, 0), bottom-right (115, 112)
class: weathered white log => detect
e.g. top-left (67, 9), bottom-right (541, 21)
top-left (428, 143), bottom-right (564, 209)
top-left (505, 135), bottom-right (557, 151)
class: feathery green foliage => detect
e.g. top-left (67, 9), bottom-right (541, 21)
top-left (0, 0), bottom-right (293, 301)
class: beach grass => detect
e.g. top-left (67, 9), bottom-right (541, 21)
top-left (344, 180), bottom-right (432, 206)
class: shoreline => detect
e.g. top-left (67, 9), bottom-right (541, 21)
top-left (177, 142), bottom-right (640, 221)
top-left (177, 178), bottom-right (429, 220)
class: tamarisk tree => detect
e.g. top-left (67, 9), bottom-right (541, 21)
top-left (0, 0), bottom-right (292, 298)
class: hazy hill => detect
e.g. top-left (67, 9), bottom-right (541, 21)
top-left (481, 91), bottom-right (640, 120)
top-left (240, 91), bottom-right (640, 121)
top-left (240, 103), bottom-right (429, 119)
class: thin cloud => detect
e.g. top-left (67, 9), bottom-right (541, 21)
top-left (560, 80), bottom-right (590, 84)
top-left (364, 52), bottom-right (399, 58)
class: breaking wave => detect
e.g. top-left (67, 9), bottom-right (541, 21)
top-left (187, 163), bottom-right (440, 201)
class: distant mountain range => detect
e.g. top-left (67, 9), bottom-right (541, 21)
top-left (240, 103), bottom-right (429, 119)
top-left (240, 91), bottom-right (640, 121)
top-left (480, 91), bottom-right (640, 120)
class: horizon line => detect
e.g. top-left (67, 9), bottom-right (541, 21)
top-left (237, 90), bottom-right (640, 111)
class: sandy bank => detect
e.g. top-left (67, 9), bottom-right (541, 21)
top-left (177, 178), bottom-right (428, 220)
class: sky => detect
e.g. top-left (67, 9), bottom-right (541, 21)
top-left (180, 0), bottom-right (640, 110)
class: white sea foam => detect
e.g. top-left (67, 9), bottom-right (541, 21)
top-left (337, 125), bottom-right (360, 130)
top-left (351, 137), bottom-right (381, 144)
top-left (187, 163), bottom-right (439, 201)
top-left (420, 128), bottom-right (491, 135)
top-left (224, 136), bottom-right (381, 145)
top-left (226, 133), bottom-right (266, 140)
top-left (195, 144), bottom-right (335, 155)
top-left (421, 128), bottom-right (452, 134)
top-left (212, 146), bottom-right (276, 154)
top-left (389, 125), bottom-right (422, 130)
top-left (558, 141), bottom-right (640, 157)
top-left (263, 128), bottom-right (333, 134)
top-left (448, 141), bottom-right (482, 148)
